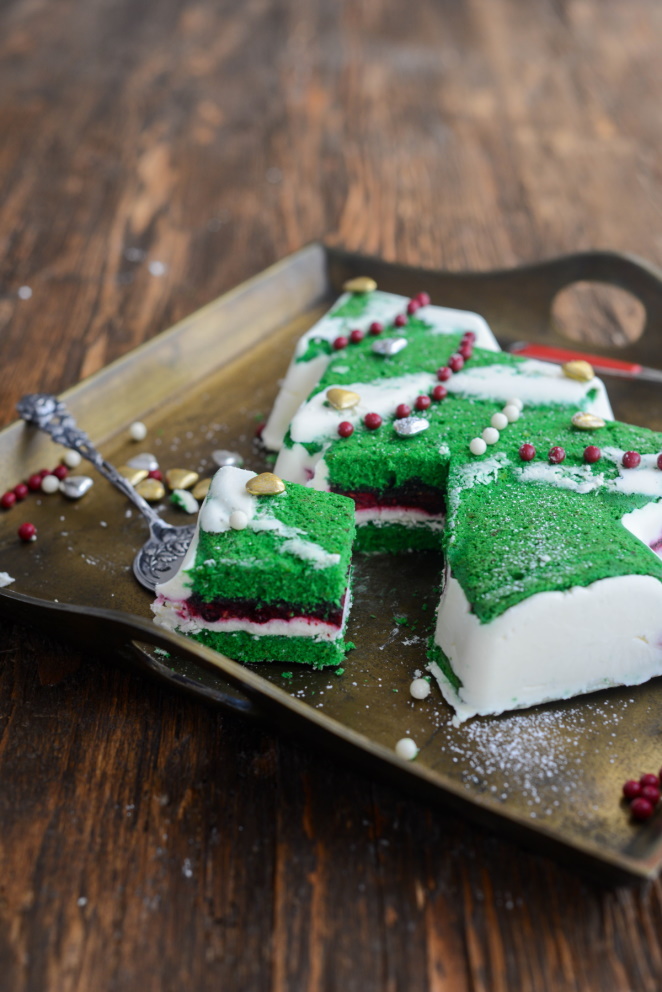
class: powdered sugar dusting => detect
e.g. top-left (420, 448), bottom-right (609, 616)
top-left (443, 697), bottom-right (630, 818)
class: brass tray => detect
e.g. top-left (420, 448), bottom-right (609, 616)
top-left (2, 244), bottom-right (662, 884)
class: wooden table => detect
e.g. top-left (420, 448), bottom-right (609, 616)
top-left (2, 1), bottom-right (662, 988)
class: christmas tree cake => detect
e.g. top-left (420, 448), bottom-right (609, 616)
top-left (152, 466), bottom-right (355, 668)
top-left (267, 282), bottom-right (662, 720)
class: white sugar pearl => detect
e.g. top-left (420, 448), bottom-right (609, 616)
top-left (503, 404), bottom-right (520, 423)
top-left (506, 397), bottom-right (523, 411)
top-left (395, 738), bottom-right (418, 761)
top-left (63, 450), bottom-right (82, 468)
top-left (491, 412), bottom-right (508, 430)
top-left (230, 510), bottom-right (248, 530)
top-left (410, 678), bottom-right (431, 700)
top-left (129, 421), bottom-right (147, 442)
top-left (469, 437), bottom-right (487, 456)
top-left (482, 427), bottom-right (499, 445)
top-left (41, 474), bottom-right (60, 494)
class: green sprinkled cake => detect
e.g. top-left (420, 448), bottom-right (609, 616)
top-left (266, 285), bottom-right (662, 720)
top-left (152, 467), bottom-right (355, 668)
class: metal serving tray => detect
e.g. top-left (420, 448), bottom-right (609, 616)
top-left (2, 243), bottom-right (662, 884)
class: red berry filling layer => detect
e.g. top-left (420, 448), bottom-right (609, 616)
top-left (186, 591), bottom-right (347, 628)
top-left (333, 480), bottom-right (444, 516)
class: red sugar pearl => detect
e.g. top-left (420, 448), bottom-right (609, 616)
top-left (27, 473), bottom-right (43, 492)
top-left (415, 395), bottom-right (431, 411)
top-left (623, 780), bottom-right (642, 801)
top-left (548, 446), bottom-right (566, 464)
top-left (337, 421), bottom-right (354, 438)
top-left (432, 384), bottom-right (447, 402)
top-left (437, 366), bottom-right (452, 382)
top-left (1, 491), bottom-right (17, 510)
top-left (18, 522), bottom-right (37, 542)
top-left (52, 465), bottom-right (69, 480)
top-left (333, 335), bottom-right (348, 350)
top-left (394, 314), bottom-right (408, 328)
top-left (349, 328), bottom-right (364, 344)
top-left (631, 797), bottom-right (655, 821)
top-left (148, 469), bottom-right (163, 481)
top-left (462, 330), bottom-right (477, 343)
top-left (458, 343), bottom-right (473, 360)
top-left (519, 443), bottom-right (536, 462)
top-left (254, 421), bottom-right (265, 439)
top-left (38, 468), bottom-right (51, 479)
top-left (448, 354), bottom-right (464, 372)
top-left (657, 453), bottom-right (662, 471)
top-left (406, 299), bottom-right (420, 316)
top-left (395, 403), bottom-right (411, 419)
top-left (416, 292), bottom-right (430, 307)
top-left (640, 773), bottom-right (659, 788)
top-left (13, 483), bottom-right (28, 501)
top-left (622, 450), bottom-right (641, 469)
top-left (364, 412), bottom-right (382, 430)
top-left (641, 785), bottom-right (661, 805)
top-left (369, 321), bottom-right (383, 336)
top-left (584, 445), bottom-right (601, 464)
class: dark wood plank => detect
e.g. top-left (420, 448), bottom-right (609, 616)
top-left (2, 0), bottom-right (662, 989)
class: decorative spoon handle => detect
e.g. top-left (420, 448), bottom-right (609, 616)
top-left (17, 393), bottom-right (174, 539)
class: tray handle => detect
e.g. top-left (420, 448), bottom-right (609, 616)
top-left (328, 248), bottom-right (662, 350)
top-left (0, 588), bottom-right (262, 719)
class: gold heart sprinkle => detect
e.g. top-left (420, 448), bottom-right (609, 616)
top-left (562, 360), bottom-right (594, 382)
top-left (165, 468), bottom-right (200, 491)
top-left (245, 472), bottom-right (286, 496)
top-left (326, 387), bottom-right (361, 410)
top-left (192, 478), bottom-right (211, 500)
top-left (343, 276), bottom-right (377, 294)
top-left (571, 411), bottom-right (606, 431)
top-left (135, 478), bottom-right (166, 502)
top-left (119, 466), bottom-right (149, 487)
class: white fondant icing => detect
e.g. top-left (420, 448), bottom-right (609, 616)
top-left (515, 462), bottom-right (605, 494)
top-left (200, 467), bottom-right (257, 532)
top-left (431, 568), bottom-right (662, 724)
top-left (0, 571), bottom-right (15, 587)
top-left (288, 375), bottom-right (437, 445)
top-left (446, 359), bottom-right (613, 418)
top-left (602, 449), bottom-right (662, 497)
top-left (621, 501), bottom-right (662, 556)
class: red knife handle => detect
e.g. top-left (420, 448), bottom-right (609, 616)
top-left (509, 342), bottom-right (643, 375)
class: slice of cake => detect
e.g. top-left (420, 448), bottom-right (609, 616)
top-left (263, 289), bottom-right (502, 452)
top-left (273, 296), bottom-right (611, 553)
top-left (152, 467), bottom-right (356, 668)
top-left (268, 281), bottom-right (662, 720)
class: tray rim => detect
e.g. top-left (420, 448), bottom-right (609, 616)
top-left (3, 241), bottom-right (662, 885)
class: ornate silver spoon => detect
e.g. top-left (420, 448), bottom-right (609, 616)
top-left (17, 394), bottom-right (194, 591)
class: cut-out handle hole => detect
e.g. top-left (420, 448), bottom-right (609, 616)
top-left (551, 282), bottom-right (645, 348)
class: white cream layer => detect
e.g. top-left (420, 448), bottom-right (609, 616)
top-left (263, 292), bottom-right (500, 450)
top-left (153, 581), bottom-right (352, 643)
top-left (355, 507), bottom-right (444, 527)
top-left (429, 568), bottom-right (662, 724)
top-left (152, 599), bottom-right (347, 642)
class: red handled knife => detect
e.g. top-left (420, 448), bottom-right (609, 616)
top-left (506, 342), bottom-right (662, 384)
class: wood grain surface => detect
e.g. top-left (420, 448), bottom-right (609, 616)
top-left (2, 0), bottom-right (662, 989)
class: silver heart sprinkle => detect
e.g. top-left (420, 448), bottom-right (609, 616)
top-left (212, 449), bottom-right (244, 468)
top-left (393, 417), bottom-right (430, 437)
top-left (371, 337), bottom-right (408, 357)
top-left (126, 452), bottom-right (159, 471)
top-left (60, 475), bottom-right (94, 499)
